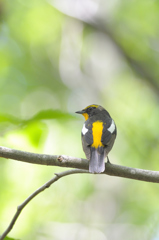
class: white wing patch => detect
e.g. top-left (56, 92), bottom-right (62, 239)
top-left (107, 120), bottom-right (115, 133)
top-left (82, 124), bottom-right (88, 135)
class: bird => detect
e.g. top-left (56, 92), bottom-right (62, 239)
top-left (76, 104), bottom-right (117, 173)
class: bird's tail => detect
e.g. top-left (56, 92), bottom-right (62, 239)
top-left (89, 147), bottom-right (105, 173)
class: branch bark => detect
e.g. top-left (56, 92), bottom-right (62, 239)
top-left (0, 169), bottom-right (88, 240)
top-left (0, 146), bottom-right (159, 183)
top-left (0, 146), bottom-right (159, 239)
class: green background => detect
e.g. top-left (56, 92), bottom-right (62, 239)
top-left (0, 0), bottom-right (159, 239)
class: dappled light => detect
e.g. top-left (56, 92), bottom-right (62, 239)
top-left (0, 0), bottom-right (159, 239)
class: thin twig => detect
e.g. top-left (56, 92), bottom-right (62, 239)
top-left (0, 169), bottom-right (88, 240)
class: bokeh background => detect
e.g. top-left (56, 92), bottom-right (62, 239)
top-left (1, 0), bottom-right (159, 239)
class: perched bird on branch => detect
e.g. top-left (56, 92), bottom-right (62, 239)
top-left (76, 104), bottom-right (117, 173)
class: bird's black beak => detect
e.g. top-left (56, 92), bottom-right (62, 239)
top-left (75, 109), bottom-right (85, 114)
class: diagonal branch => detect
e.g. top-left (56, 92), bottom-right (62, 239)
top-left (0, 146), bottom-right (159, 238)
top-left (0, 146), bottom-right (159, 183)
top-left (49, 2), bottom-right (159, 95)
top-left (0, 168), bottom-right (88, 240)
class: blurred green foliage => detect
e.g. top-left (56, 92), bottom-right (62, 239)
top-left (4, 237), bottom-right (19, 240)
top-left (0, 0), bottom-right (159, 240)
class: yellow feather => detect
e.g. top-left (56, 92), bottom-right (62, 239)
top-left (84, 104), bottom-right (98, 110)
top-left (91, 121), bottom-right (104, 148)
top-left (82, 113), bottom-right (89, 120)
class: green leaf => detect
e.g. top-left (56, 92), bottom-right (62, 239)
top-left (4, 236), bottom-right (20, 240)
top-left (0, 109), bottom-right (77, 129)
top-left (25, 109), bottom-right (77, 123)
top-left (0, 114), bottom-right (21, 124)
top-left (24, 121), bottom-right (48, 147)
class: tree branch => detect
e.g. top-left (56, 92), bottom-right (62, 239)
top-left (0, 169), bottom-right (88, 240)
top-left (50, 2), bottom-right (159, 95)
top-left (0, 145), bottom-right (159, 239)
top-left (0, 146), bottom-right (159, 183)
top-left (85, 18), bottom-right (159, 95)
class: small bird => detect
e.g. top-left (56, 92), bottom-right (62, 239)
top-left (76, 104), bottom-right (117, 173)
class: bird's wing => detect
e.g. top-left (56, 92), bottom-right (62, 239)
top-left (81, 123), bottom-right (93, 145)
top-left (102, 119), bottom-right (116, 153)
top-left (81, 123), bottom-right (93, 160)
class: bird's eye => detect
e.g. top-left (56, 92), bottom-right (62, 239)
top-left (89, 107), bottom-right (95, 111)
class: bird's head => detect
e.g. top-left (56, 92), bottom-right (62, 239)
top-left (76, 104), bottom-right (104, 120)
